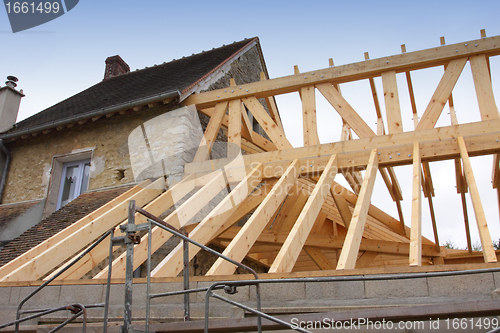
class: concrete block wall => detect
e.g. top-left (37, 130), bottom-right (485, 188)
top-left (0, 271), bottom-right (499, 326)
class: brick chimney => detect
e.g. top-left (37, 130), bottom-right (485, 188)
top-left (0, 76), bottom-right (24, 133)
top-left (103, 55), bottom-right (130, 80)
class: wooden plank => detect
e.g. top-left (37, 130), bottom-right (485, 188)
top-left (269, 154), bottom-right (338, 273)
top-left (382, 70), bottom-right (403, 133)
top-left (304, 246), bottom-right (335, 270)
top-left (457, 136), bottom-right (497, 263)
top-left (206, 160), bottom-right (300, 276)
top-left (316, 82), bottom-right (376, 138)
top-left (356, 251), bottom-right (379, 269)
top-left (301, 85), bottom-right (320, 146)
top-left (0, 180), bottom-right (152, 278)
top-left (227, 99), bottom-right (242, 158)
top-left (99, 168), bottom-right (234, 279)
top-left (410, 142), bottom-right (422, 266)
top-left (242, 96), bottom-right (293, 150)
top-left (470, 54), bottom-right (499, 121)
top-left (193, 101), bottom-right (228, 162)
top-left (150, 165), bottom-right (267, 277)
top-left (416, 57), bottom-right (468, 130)
top-left (337, 149), bottom-right (379, 270)
top-left (0, 178), bottom-right (165, 282)
top-left (48, 175), bottom-right (198, 281)
top-left (184, 36), bottom-right (500, 108)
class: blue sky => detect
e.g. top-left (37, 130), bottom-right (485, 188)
top-left (1, 0), bottom-right (500, 249)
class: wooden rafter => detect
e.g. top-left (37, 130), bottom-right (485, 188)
top-left (0, 179), bottom-right (152, 279)
top-left (337, 149), bottom-right (379, 270)
top-left (207, 160), bottom-right (300, 276)
top-left (269, 154), bottom-right (338, 273)
top-left (151, 167), bottom-right (270, 277)
top-left (457, 136), bottom-right (497, 263)
top-left (1, 178), bottom-right (165, 282)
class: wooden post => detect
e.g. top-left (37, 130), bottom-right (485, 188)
top-left (409, 142), bottom-right (422, 266)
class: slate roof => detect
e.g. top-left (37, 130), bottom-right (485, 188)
top-left (0, 200), bottom-right (40, 230)
top-left (6, 38), bottom-right (258, 135)
top-left (0, 186), bottom-right (133, 267)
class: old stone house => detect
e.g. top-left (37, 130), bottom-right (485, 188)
top-left (0, 37), bottom-right (272, 268)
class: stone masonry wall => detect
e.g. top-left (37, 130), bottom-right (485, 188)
top-left (1, 103), bottom-right (181, 204)
top-left (0, 270), bottom-right (499, 328)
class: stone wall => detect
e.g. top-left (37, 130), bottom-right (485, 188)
top-left (0, 270), bottom-right (498, 328)
top-left (1, 103), bottom-right (180, 204)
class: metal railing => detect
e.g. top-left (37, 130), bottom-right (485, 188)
top-left (0, 230), bottom-right (113, 333)
top-left (117, 201), bottom-right (312, 333)
top-left (5, 198), bottom-right (500, 333)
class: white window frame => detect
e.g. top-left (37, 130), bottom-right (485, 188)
top-left (56, 159), bottom-right (90, 210)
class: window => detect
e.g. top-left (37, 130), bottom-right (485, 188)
top-left (56, 159), bottom-right (90, 210)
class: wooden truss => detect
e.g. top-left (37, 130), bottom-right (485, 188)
top-left (2, 32), bottom-right (500, 282)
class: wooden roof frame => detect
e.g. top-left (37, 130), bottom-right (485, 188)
top-left (1, 32), bottom-right (500, 283)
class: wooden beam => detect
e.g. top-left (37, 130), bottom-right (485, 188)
top-left (227, 99), bottom-right (242, 159)
top-left (186, 119), bottom-right (500, 179)
top-left (427, 195), bottom-right (440, 249)
top-left (49, 175), bottom-right (199, 281)
top-left (242, 96), bottom-right (293, 150)
top-left (331, 190), bottom-right (352, 230)
top-left (193, 101), bottom-right (228, 162)
top-left (337, 149), bottom-right (379, 270)
top-left (301, 85), bottom-right (320, 146)
top-left (460, 192), bottom-right (473, 253)
top-left (219, 227), bottom-right (441, 257)
top-left (416, 57), bottom-right (468, 130)
top-left (470, 54), bottom-right (499, 121)
top-left (0, 178), bottom-right (165, 282)
top-left (240, 102), bottom-right (254, 142)
top-left (356, 251), bottom-right (378, 269)
top-left (207, 160), bottom-right (300, 276)
top-left (382, 70), bottom-right (403, 133)
top-left (275, 187), bottom-right (309, 233)
top-left (0, 180), bottom-right (152, 279)
top-left (184, 36), bottom-right (500, 109)
top-left (99, 168), bottom-right (234, 279)
top-left (457, 136), bottom-right (497, 263)
top-left (260, 72), bottom-right (284, 131)
top-left (410, 142), bottom-right (422, 266)
top-left (151, 165), bottom-right (267, 277)
top-left (316, 82), bottom-right (376, 138)
top-left (304, 246), bottom-right (335, 270)
top-left (269, 154), bottom-right (338, 273)
top-left (200, 106), bottom-right (276, 151)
